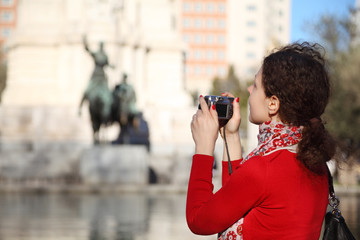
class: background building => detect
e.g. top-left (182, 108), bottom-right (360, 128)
top-left (180, 0), bottom-right (228, 93)
top-left (0, 0), bottom-right (291, 182)
top-left (0, 0), bottom-right (17, 54)
top-left (0, 0), bottom-right (17, 101)
top-left (180, 0), bottom-right (291, 153)
top-left (227, 0), bottom-right (290, 80)
top-left (181, 0), bottom-right (290, 93)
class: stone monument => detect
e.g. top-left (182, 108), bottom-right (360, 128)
top-left (0, 0), bottom-right (193, 186)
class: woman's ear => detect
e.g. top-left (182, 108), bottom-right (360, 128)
top-left (268, 95), bottom-right (280, 115)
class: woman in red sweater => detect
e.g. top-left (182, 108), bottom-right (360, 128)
top-left (187, 42), bottom-right (337, 239)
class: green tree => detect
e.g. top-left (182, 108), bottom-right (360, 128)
top-left (210, 65), bottom-right (250, 130)
top-left (310, 8), bottom-right (360, 159)
top-left (0, 62), bottom-right (6, 103)
top-left (326, 47), bottom-right (360, 158)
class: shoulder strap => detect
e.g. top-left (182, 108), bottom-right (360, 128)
top-left (326, 164), bottom-right (335, 196)
top-left (326, 164), bottom-right (342, 218)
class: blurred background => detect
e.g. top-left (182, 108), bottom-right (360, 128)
top-left (0, 0), bottom-right (359, 239)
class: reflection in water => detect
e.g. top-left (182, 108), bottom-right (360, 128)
top-left (336, 192), bottom-right (360, 239)
top-left (0, 192), bottom-right (357, 240)
top-left (0, 192), bottom-right (213, 240)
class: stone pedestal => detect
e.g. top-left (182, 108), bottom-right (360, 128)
top-left (80, 145), bottom-right (149, 185)
top-left (0, 141), bottom-right (87, 182)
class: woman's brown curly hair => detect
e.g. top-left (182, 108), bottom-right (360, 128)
top-left (262, 42), bottom-right (336, 174)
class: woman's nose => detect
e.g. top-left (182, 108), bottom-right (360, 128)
top-left (248, 85), bottom-right (253, 94)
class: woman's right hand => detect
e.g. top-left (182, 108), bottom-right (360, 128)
top-left (191, 95), bottom-right (219, 156)
top-left (220, 92), bottom-right (241, 139)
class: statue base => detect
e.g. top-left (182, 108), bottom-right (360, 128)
top-left (80, 145), bottom-right (149, 185)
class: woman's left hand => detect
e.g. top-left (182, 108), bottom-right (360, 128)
top-left (191, 96), bottom-right (219, 155)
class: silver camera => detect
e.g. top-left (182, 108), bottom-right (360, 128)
top-left (199, 95), bottom-right (234, 126)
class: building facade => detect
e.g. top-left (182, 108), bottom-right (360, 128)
top-left (180, 0), bottom-right (228, 93)
top-left (0, 0), bottom-right (17, 52)
top-left (180, 0), bottom-right (291, 153)
top-left (227, 0), bottom-right (290, 79)
top-left (180, 0), bottom-right (290, 94)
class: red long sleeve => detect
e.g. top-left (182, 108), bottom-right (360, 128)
top-left (186, 151), bottom-right (328, 239)
top-left (222, 159), bottom-right (242, 186)
top-left (186, 154), bottom-right (266, 235)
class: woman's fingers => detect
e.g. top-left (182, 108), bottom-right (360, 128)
top-left (191, 95), bottom-right (219, 155)
top-left (221, 92), bottom-right (235, 98)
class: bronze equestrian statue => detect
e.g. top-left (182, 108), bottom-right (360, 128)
top-left (79, 37), bottom-right (150, 149)
top-left (79, 36), bottom-right (113, 144)
top-left (111, 74), bottom-right (150, 150)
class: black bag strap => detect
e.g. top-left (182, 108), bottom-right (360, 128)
top-left (326, 164), bottom-right (342, 218)
top-left (326, 164), bottom-right (335, 196)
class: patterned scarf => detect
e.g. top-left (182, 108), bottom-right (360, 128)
top-left (219, 119), bottom-right (303, 240)
top-left (242, 119), bottom-right (302, 163)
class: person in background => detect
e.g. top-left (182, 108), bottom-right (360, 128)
top-left (187, 42), bottom-right (336, 240)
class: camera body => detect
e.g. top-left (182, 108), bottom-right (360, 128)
top-left (199, 95), bottom-right (234, 127)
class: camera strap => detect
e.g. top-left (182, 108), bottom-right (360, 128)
top-left (222, 127), bottom-right (233, 175)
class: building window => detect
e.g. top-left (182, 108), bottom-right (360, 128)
top-left (218, 19), bottom-right (225, 29)
top-left (217, 51), bottom-right (225, 60)
top-left (207, 34), bottom-right (214, 44)
top-left (218, 35), bottom-right (225, 45)
top-left (194, 18), bottom-right (202, 28)
top-left (1, 11), bottom-right (13, 22)
top-left (195, 3), bottom-right (202, 12)
top-left (218, 3), bottom-right (225, 13)
top-left (247, 5), bottom-right (256, 11)
top-left (206, 50), bottom-right (214, 60)
top-left (183, 2), bottom-right (191, 12)
top-left (1, 27), bottom-right (11, 38)
top-left (195, 34), bottom-right (202, 44)
top-left (1, 0), bottom-right (13, 7)
top-left (183, 18), bottom-right (191, 28)
top-left (206, 19), bottom-right (214, 29)
top-left (246, 36), bottom-right (256, 43)
top-left (207, 3), bottom-right (214, 13)
top-left (246, 21), bottom-right (256, 27)
top-left (195, 65), bottom-right (202, 75)
top-left (183, 34), bottom-right (191, 43)
top-left (206, 66), bottom-right (213, 75)
top-left (195, 50), bottom-right (202, 60)
top-left (246, 52), bottom-right (256, 59)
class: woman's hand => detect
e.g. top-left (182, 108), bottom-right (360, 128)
top-left (220, 92), bottom-right (241, 138)
top-left (191, 96), bottom-right (219, 156)
top-left (219, 92), bottom-right (242, 161)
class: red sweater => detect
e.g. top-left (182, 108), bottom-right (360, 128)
top-left (186, 150), bottom-right (328, 239)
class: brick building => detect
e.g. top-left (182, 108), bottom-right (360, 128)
top-left (0, 0), bottom-right (17, 56)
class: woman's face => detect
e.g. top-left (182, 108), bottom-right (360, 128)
top-left (247, 66), bottom-right (271, 124)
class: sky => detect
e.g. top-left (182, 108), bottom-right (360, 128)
top-left (291, 0), bottom-right (356, 42)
